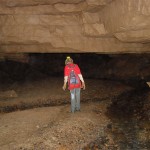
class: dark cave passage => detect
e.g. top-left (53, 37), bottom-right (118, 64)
top-left (0, 53), bottom-right (150, 111)
top-left (1, 53), bottom-right (150, 85)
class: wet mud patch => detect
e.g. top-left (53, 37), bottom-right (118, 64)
top-left (105, 88), bottom-right (150, 150)
top-left (0, 95), bottom-right (119, 113)
top-left (107, 88), bottom-right (150, 119)
top-left (0, 98), bottom-right (69, 113)
top-left (0, 97), bottom-right (106, 113)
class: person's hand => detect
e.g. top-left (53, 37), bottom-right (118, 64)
top-left (82, 82), bottom-right (85, 90)
top-left (62, 83), bottom-right (67, 91)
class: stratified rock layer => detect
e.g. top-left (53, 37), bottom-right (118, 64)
top-left (0, 0), bottom-right (150, 53)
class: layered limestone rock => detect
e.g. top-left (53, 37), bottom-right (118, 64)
top-left (100, 0), bottom-right (150, 42)
top-left (0, 0), bottom-right (149, 54)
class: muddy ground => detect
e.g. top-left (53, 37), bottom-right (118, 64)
top-left (0, 78), bottom-right (149, 150)
top-left (0, 78), bottom-right (132, 112)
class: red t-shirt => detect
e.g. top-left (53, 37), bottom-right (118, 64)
top-left (64, 63), bottom-right (81, 90)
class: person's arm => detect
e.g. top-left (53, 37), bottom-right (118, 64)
top-left (62, 76), bottom-right (68, 90)
top-left (78, 74), bottom-right (85, 90)
top-left (78, 74), bottom-right (84, 83)
top-left (75, 65), bottom-right (85, 90)
top-left (62, 66), bottom-right (69, 90)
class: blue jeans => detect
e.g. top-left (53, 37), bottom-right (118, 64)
top-left (70, 88), bottom-right (81, 113)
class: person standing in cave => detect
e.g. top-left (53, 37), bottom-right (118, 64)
top-left (62, 56), bottom-right (85, 113)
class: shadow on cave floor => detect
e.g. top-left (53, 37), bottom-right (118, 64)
top-left (107, 88), bottom-right (150, 150)
top-left (83, 89), bottom-right (150, 150)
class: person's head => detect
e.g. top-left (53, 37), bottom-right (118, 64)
top-left (65, 56), bottom-right (73, 65)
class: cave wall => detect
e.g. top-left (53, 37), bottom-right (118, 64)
top-left (0, 0), bottom-right (150, 54)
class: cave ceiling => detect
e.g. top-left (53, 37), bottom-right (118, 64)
top-left (0, 0), bottom-right (150, 55)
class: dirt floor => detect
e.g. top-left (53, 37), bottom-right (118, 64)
top-left (0, 78), bottom-right (149, 150)
top-left (0, 101), bottom-right (111, 150)
top-left (0, 78), bottom-right (132, 112)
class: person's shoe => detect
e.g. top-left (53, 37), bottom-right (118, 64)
top-left (76, 109), bottom-right (80, 112)
top-left (70, 110), bottom-right (75, 113)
